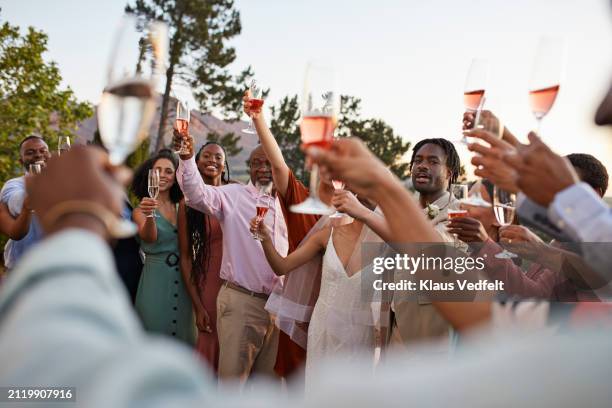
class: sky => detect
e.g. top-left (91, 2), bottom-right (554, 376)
top-left (3, 0), bottom-right (612, 191)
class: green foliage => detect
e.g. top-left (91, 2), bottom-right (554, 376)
top-left (0, 19), bottom-right (93, 183)
top-left (206, 130), bottom-right (242, 158)
top-left (337, 95), bottom-right (411, 179)
top-left (267, 94), bottom-right (411, 184)
top-left (125, 0), bottom-right (250, 151)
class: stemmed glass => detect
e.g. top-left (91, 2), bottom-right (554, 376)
top-left (290, 62), bottom-right (339, 215)
top-left (493, 186), bottom-right (517, 259)
top-left (97, 14), bottom-right (167, 165)
top-left (456, 58), bottom-right (489, 144)
top-left (174, 98), bottom-right (191, 155)
top-left (329, 180), bottom-right (346, 219)
top-left (447, 184), bottom-right (469, 247)
top-left (529, 36), bottom-right (566, 136)
top-left (252, 181), bottom-right (274, 241)
top-left (58, 136), bottom-right (71, 156)
top-left (243, 80), bottom-right (263, 134)
top-left (463, 109), bottom-right (504, 207)
top-left (147, 168), bottom-right (160, 218)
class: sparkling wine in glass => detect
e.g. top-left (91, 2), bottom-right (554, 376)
top-left (252, 181), bottom-right (274, 241)
top-left (329, 180), bottom-right (346, 219)
top-left (98, 15), bottom-right (167, 165)
top-left (493, 186), bottom-right (517, 259)
top-left (58, 136), bottom-right (71, 156)
top-left (147, 168), bottom-right (160, 218)
top-left (290, 63), bottom-right (339, 215)
top-left (174, 98), bottom-right (190, 155)
top-left (457, 58), bottom-right (489, 144)
top-left (243, 80), bottom-right (263, 135)
top-left (529, 36), bottom-right (566, 136)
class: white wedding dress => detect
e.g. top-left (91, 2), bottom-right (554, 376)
top-left (305, 232), bottom-right (376, 386)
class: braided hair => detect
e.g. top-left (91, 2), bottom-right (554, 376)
top-left (409, 138), bottom-right (461, 190)
top-left (187, 142), bottom-right (230, 283)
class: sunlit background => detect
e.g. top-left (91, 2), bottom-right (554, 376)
top-left (4, 0), bottom-right (612, 193)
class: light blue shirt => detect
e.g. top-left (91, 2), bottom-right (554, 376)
top-left (0, 176), bottom-right (43, 269)
top-left (548, 182), bottom-right (612, 243)
top-left (1, 230), bottom-right (612, 407)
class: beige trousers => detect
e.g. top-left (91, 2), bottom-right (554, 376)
top-left (216, 285), bottom-right (279, 382)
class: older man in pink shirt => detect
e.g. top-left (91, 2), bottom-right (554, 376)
top-left (174, 132), bottom-right (288, 383)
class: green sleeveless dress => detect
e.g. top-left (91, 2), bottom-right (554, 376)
top-left (135, 208), bottom-right (196, 345)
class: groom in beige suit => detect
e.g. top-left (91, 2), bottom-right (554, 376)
top-left (389, 138), bottom-right (465, 351)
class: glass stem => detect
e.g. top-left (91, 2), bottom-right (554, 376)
top-left (536, 118), bottom-right (542, 136)
top-left (310, 164), bottom-right (320, 200)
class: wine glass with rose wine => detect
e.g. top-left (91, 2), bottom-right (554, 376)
top-left (329, 180), bottom-right (346, 218)
top-left (456, 58), bottom-right (488, 144)
top-left (528, 36), bottom-right (566, 136)
top-left (290, 62), bottom-right (339, 215)
top-left (243, 80), bottom-right (264, 134)
top-left (252, 180), bottom-right (274, 241)
top-left (174, 97), bottom-right (191, 155)
top-left (447, 183), bottom-right (469, 247)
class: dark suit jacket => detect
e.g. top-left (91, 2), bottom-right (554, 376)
top-left (113, 200), bottom-right (143, 304)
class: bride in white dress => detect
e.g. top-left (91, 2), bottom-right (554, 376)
top-left (251, 195), bottom-right (385, 384)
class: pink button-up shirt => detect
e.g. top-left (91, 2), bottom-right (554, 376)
top-left (177, 157), bottom-right (288, 295)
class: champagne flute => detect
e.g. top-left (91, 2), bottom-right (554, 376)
top-left (290, 62), bottom-right (339, 215)
top-left (174, 98), bottom-right (190, 155)
top-left (462, 108), bottom-right (503, 207)
top-left (98, 14), bottom-right (167, 165)
top-left (58, 136), bottom-right (71, 156)
top-left (493, 186), bottom-right (517, 259)
top-left (447, 184), bottom-right (469, 219)
top-left (456, 58), bottom-right (489, 144)
top-left (147, 168), bottom-right (160, 218)
top-left (329, 180), bottom-right (346, 219)
top-left (243, 80), bottom-right (263, 134)
top-left (529, 36), bottom-right (566, 136)
top-left (252, 180), bottom-right (274, 241)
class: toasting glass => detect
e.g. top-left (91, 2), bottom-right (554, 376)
top-left (529, 36), bottom-right (566, 136)
top-left (290, 62), bottom-right (339, 215)
top-left (243, 80), bottom-right (264, 135)
top-left (98, 14), bottom-right (167, 166)
top-left (147, 168), bottom-right (160, 218)
top-left (252, 180), bottom-right (274, 241)
top-left (493, 186), bottom-right (517, 259)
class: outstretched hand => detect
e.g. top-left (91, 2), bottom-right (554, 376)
top-left (249, 216), bottom-right (270, 240)
top-left (306, 138), bottom-right (396, 199)
top-left (503, 132), bottom-right (579, 206)
top-left (25, 146), bottom-right (128, 240)
top-left (331, 190), bottom-right (370, 220)
top-left (465, 128), bottom-right (520, 193)
top-left (243, 90), bottom-right (263, 120)
top-left (172, 126), bottom-right (194, 160)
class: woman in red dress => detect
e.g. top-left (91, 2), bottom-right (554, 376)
top-left (178, 142), bottom-right (230, 373)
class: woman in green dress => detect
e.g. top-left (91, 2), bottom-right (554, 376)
top-left (132, 150), bottom-right (196, 346)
